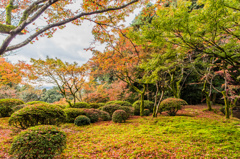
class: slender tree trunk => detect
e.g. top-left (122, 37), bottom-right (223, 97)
top-left (202, 80), bottom-right (212, 111)
top-left (222, 91), bottom-right (230, 119)
top-left (153, 82), bottom-right (159, 117)
top-left (153, 90), bottom-right (164, 117)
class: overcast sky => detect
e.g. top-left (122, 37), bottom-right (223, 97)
top-left (1, 11), bottom-right (139, 66)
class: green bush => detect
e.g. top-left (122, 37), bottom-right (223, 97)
top-left (0, 99), bottom-right (24, 117)
top-left (118, 106), bottom-right (133, 118)
top-left (11, 104), bottom-right (28, 112)
top-left (10, 125), bottom-right (66, 159)
top-left (98, 103), bottom-right (105, 107)
top-left (9, 104), bottom-right (66, 129)
top-left (112, 110), bottom-right (128, 123)
top-left (90, 109), bottom-right (111, 121)
top-left (133, 100), bottom-right (154, 115)
top-left (69, 102), bottom-right (90, 109)
top-left (64, 108), bottom-right (86, 123)
top-left (83, 109), bottom-right (99, 123)
top-left (89, 103), bottom-right (100, 109)
top-left (160, 98), bottom-right (188, 116)
top-left (143, 109), bottom-right (150, 116)
top-left (100, 104), bottom-right (121, 117)
top-left (74, 115), bottom-right (91, 126)
top-left (26, 101), bottom-right (48, 105)
top-left (106, 101), bottom-right (132, 107)
top-left (52, 104), bottom-right (66, 109)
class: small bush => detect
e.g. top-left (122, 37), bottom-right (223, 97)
top-left (10, 125), bottom-right (66, 159)
top-left (160, 98), bottom-right (188, 116)
top-left (143, 109), bottom-right (150, 116)
top-left (106, 101), bottom-right (132, 107)
top-left (112, 110), bottom-right (128, 123)
top-left (118, 106), bottom-right (133, 118)
top-left (0, 99), bottom-right (24, 117)
top-left (133, 100), bottom-right (154, 115)
top-left (9, 104), bottom-right (66, 129)
top-left (100, 104), bottom-right (121, 117)
top-left (70, 102), bottom-right (90, 109)
top-left (64, 108), bottom-right (86, 123)
top-left (83, 109), bottom-right (99, 123)
top-left (89, 103), bottom-right (100, 109)
top-left (90, 109), bottom-right (111, 121)
top-left (26, 101), bottom-right (48, 105)
top-left (74, 115), bottom-right (91, 126)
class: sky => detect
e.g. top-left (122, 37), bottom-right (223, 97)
top-left (1, 10), bottom-right (139, 66)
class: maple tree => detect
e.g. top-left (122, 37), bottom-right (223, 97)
top-left (29, 57), bottom-right (87, 106)
top-left (0, 0), bottom-right (148, 55)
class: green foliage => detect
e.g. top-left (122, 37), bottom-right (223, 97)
top-left (11, 104), bottom-right (27, 112)
top-left (98, 103), bottom-right (105, 107)
top-left (70, 102), bottom-right (90, 109)
top-left (26, 101), bottom-right (48, 105)
top-left (89, 103), bottom-right (101, 109)
top-left (83, 109), bottom-right (99, 123)
top-left (0, 98), bottom-right (24, 117)
top-left (10, 125), bottom-right (66, 159)
top-left (74, 115), bottom-right (91, 126)
top-left (143, 109), bottom-right (150, 116)
top-left (133, 100), bottom-right (154, 115)
top-left (64, 108), bottom-right (86, 123)
top-left (40, 87), bottom-right (64, 103)
top-left (118, 106), bottom-right (133, 118)
top-left (106, 100), bottom-right (132, 107)
top-left (112, 110), bottom-right (128, 123)
top-left (160, 98), bottom-right (188, 116)
top-left (9, 104), bottom-right (66, 129)
top-left (89, 109), bottom-right (111, 121)
top-left (53, 104), bottom-right (66, 109)
top-left (100, 104), bottom-right (121, 117)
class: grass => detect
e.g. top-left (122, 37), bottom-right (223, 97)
top-left (0, 105), bottom-right (240, 158)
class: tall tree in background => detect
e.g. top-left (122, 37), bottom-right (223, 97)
top-left (30, 57), bottom-right (87, 106)
top-left (0, 0), bottom-right (148, 55)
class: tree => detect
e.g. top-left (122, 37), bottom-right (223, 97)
top-left (0, 0), bottom-right (147, 55)
top-left (30, 57), bottom-right (87, 106)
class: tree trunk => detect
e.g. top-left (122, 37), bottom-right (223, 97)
top-left (152, 82), bottom-right (159, 117)
top-left (222, 91), bottom-right (230, 119)
top-left (153, 90), bottom-right (164, 117)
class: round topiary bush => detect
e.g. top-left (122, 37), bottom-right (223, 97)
top-left (10, 125), bottom-right (66, 159)
top-left (83, 109), bottom-right (99, 123)
top-left (100, 104), bottom-right (121, 117)
top-left (89, 103), bottom-right (100, 109)
top-left (106, 101), bottom-right (132, 107)
top-left (133, 100), bottom-right (154, 115)
top-left (0, 99), bottom-right (24, 117)
top-left (143, 109), bottom-right (150, 116)
top-left (64, 108), bottom-right (86, 123)
top-left (26, 101), bottom-right (48, 105)
top-left (74, 115), bottom-right (91, 126)
top-left (159, 98), bottom-right (188, 116)
top-left (71, 102), bottom-right (90, 109)
top-left (118, 106), bottom-right (133, 118)
top-left (9, 104), bottom-right (66, 129)
top-left (112, 110), bottom-right (128, 123)
top-left (90, 109), bottom-right (111, 121)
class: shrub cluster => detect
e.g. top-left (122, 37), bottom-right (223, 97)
top-left (89, 103), bottom-right (101, 109)
top-left (159, 98), bottom-right (188, 116)
top-left (0, 99), bottom-right (24, 117)
top-left (10, 125), bottom-right (66, 159)
top-left (90, 109), bottom-right (111, 121)
top-left (83, 109), bottom-right (99, 123)
top-left (133, 100), bottom-right (154, 115)
top-left (70, 102), bottom-right (90, 109)
top-left (106, 101), bottom-right (132, 107)
top-left (26, 101), bottom-right (48, 105)
top-left (100, 104), bottom-right (133, 118)
top-left (74, 115), bottom-right (91, 126)
top-left (64, 108), bottom-right (86, 123)
top-left (9, 104), bottom-right (66, 129)
top-left (143, 109), bottom-right (150, 116)
top-left (11, 104), bottom-right (28, 112)
top-left (112, 110), bottom-right (128, 123)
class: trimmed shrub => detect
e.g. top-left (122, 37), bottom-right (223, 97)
top-left (0, 99), bottom-right (24, 117)
top-left (100, 104), bottom-right (121, 117)
top-left (112, 110), bottom-right (128, 123)
top-left (143, 109), bottom-right (150, 116)
top-left (74, 115), bottom-right (91, 126)
top-left (52, 104), bottom-right (66, 109)
top-left (10, 125), bottom-right (66, 159)
top-left (118, 106), bottom-right (133, 118)
top-left (64, 108), bottom-right (86, 123)
top-left (12, 104), bottom-right (28, 112)
top-left (70, 102), bottom-right (90, 109)
top-left (89, 103), bottom-right (100, 109)
top-left (133, 100), bottom-right (154, 115)
top-left (160, 98), bottom-right (188, 116)
top-left (26, 101), bottom-right (48, 105)
top-left (90, 109), bottom-right (111, 121)
top-left (9, 104), bottom-right (66, 129)
top-left (106, 101), bottom-right (132, 107)
top-left (83, 109), bottom-right (99, 123)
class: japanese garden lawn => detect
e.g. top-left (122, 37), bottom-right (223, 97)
top-left (0, 106), bottom-right (240, 158)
